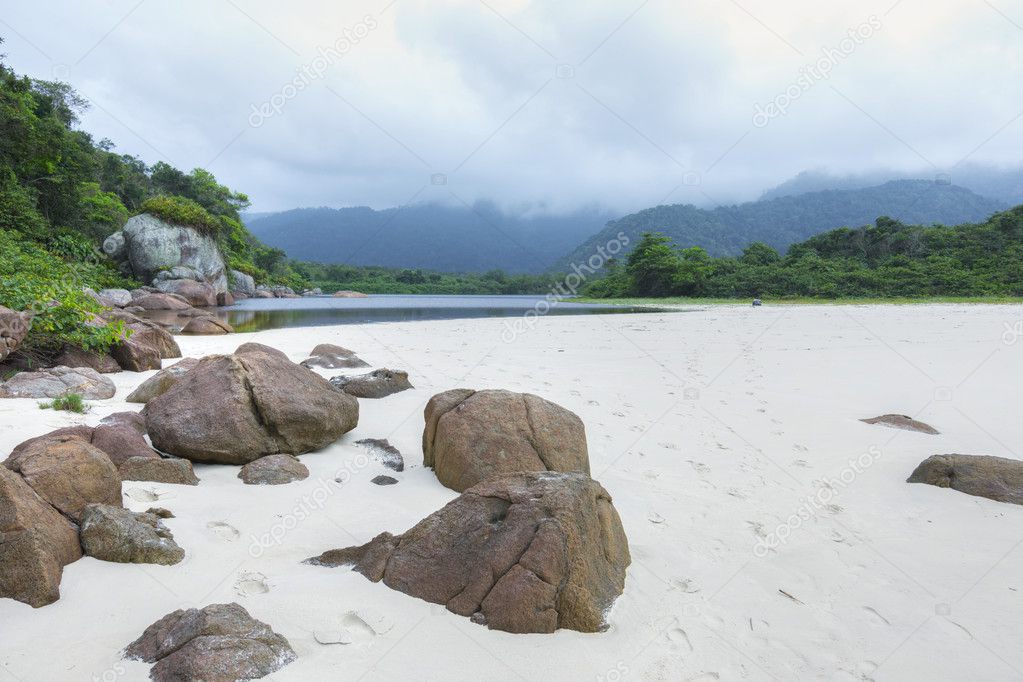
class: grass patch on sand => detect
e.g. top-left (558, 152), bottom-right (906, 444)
top-left (38, 393), bottom-right (86, 413)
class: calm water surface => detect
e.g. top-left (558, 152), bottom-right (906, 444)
top-left (210, 295), bottom-right (676, 332)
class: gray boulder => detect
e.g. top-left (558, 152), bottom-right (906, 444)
top-left (908, 454), bottom-right (1023, 504)
top-left (0, 365), bottom-right (115, 399)
top-left (230, 270), bottom-right (256, 296)
top-left (125, 602), bottom-right (297, 681)
top-left (104, 213), bottom-right (229, 295)
top-left (98, 288), bottom-right (133, 307)
top-left (80, 504), bottom-right (185, 565)
top-left (330, 369), bottom-right (413, 399)
top-left (239, 454), bottom-right (309, 485)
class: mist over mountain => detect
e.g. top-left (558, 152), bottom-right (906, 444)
top-left (557, 180), bottom-right (1007, 270)
top-left (245, 202), bottom-right (615, 274)
top-left (762, 165), bottom-right (1023, 206)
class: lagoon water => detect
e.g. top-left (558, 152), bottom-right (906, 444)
top-left (214, 294), bottom-right (674, 332)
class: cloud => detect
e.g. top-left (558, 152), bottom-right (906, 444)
top-left (2, 0), bottom-right (1021, 213)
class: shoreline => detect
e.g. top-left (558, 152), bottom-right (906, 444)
top-left (2, 305), bottom-right (1021, 680)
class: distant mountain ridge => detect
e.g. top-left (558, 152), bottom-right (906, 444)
top-left (245, 202), bottom-right (615, 274)
top-left (762, 166), bottom-right (1023, 205)
top-left (555, 180), bottom-right (1007, 270)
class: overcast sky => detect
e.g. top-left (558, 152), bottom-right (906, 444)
top-left (1, 0), bottom-right (1021, 213)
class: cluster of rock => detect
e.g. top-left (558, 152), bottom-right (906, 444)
top-left (861, 413), bottom-right (1023, 506)
top-left (88, 287), bottom-right (234, 335)
top-left (0, 416), bottom-right (191, 607)
top-left (0, 306), bottom-right (183, 391)
top-left (311, 387), bottom-right (631, 634)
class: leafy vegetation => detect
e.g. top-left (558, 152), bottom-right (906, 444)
top-left (38, 393), bottom-right (85, 413)
top-left (583, 208), bottom-right (1023, 300)
top-left (0, 41), bottom-right (308, 352)
top-left (295, 262), bottom-right (565, 295)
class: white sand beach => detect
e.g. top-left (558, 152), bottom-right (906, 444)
top-left (2, 304), bottom-right (1022, 681)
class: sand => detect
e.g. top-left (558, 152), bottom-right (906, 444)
top-left (1, 304), bottom-right (1021, 681)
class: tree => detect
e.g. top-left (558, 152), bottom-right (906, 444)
top-left (626, 233), bottom-right (682, 296)
top-left (740, 242), bottom-right (780, 265)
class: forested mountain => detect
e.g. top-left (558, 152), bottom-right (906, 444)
top-left (761, 166), bottom-right (1023, 205)
top-left (584, 207), bottom-right (1023, 299)
top-left (245, 203), bottom-right (615, 274)
top-left (557, 180), bottom-right (1006, 270)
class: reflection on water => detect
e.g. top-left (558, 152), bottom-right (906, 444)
top-left (205, 295), bottom-right (674, 332)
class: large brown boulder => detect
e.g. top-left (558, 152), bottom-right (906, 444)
top-left (0, 306), bottom-right (31, 362)
top-left (125, 602), bottom-right (297, 681)
top-left (4, 436), bottom-right (122, 522)
top-left (308, 472), bottom-right (630, 634)
top-left (330, 369), bottom-right (413, 399)
top-left (104, 310), bottom-right (182, 372)
top-left (423, 389), bottom-right (590, 492)
top-left (10, 413), bottom-right (160, 469)
top-left (126, 358), bottom-right (200, 404)
top-left (908, 454), bottom-right (1023, 504)
top-left (53, 347), bottom-right (121, 374)
top-left (0, 467), bottom-right (82, 607)
top-left (80, 504), bottom-right (185, 565)
top-left (181, 316), bottom-right (233, 335)
top-left (144, 343), bottom-right (359, 464)
top-left (0, 365), bottom-right (116, 399)
top-left (153, 278), bottom-right (216, 307)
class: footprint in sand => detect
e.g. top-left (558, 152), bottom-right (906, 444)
top-left (688, 461), bottom-right (710, 475)
top-left (207, 521), bottom-right (240, 541)
top-left (234, 572), bottom-right (269, 597)
top-left (666, 625), bottom-right (693, 652)
top-left (658, 442), bottom-right (681, 451)
top-left (647, 512), bottom-right (665, 524)
top-left (686, 674), bottom-right (721, 681)
top-left (314, 611), bottom-right (394, 646)
top-left (125, 488), bottom-right (161, 503)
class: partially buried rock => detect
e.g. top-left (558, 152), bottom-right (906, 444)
top-left (330, 369), bottom-right (413, 399)
top-left (126, 358), bottom-right (200, 404)
top-left (0, 365), bottom-right (116, 399)
top-left (356, 438), bottom-right (404, 471)
top-left (181, 316), bottom-right (233, 335)
top-left (0, 467), bottom-right (82, 608)
top-left (4, 436), bottom-right (122, 522)
top-left (423, 389), bottom-right (590, 493)
top-left (908, 454), bottom-right (1023, 505)
top-left (125, 602), bottom-right (297, 681)
top-left (79, 504), bottom-right (185, 565)
top-left (120, 457), bottom-right (199, 486)
top-left (239, 455), bottom-right (309, 485)
top-left (371, 475), bottom-right (398, 486)
top-left (307, 472), bottom-right (630, 634)
top-left (301, 343), bottom-right (369, 370)
top-left (862, 414), bottom-right (939, 435)
top-left (144, 343), bottom-right (359, 464)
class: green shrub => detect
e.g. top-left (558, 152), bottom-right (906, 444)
top-left (39, 393), bottom-right (85, 413)
top-left (139, 195), bottom-right (220, 234)
top-left (0, 229), bottom-right (126, 352)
